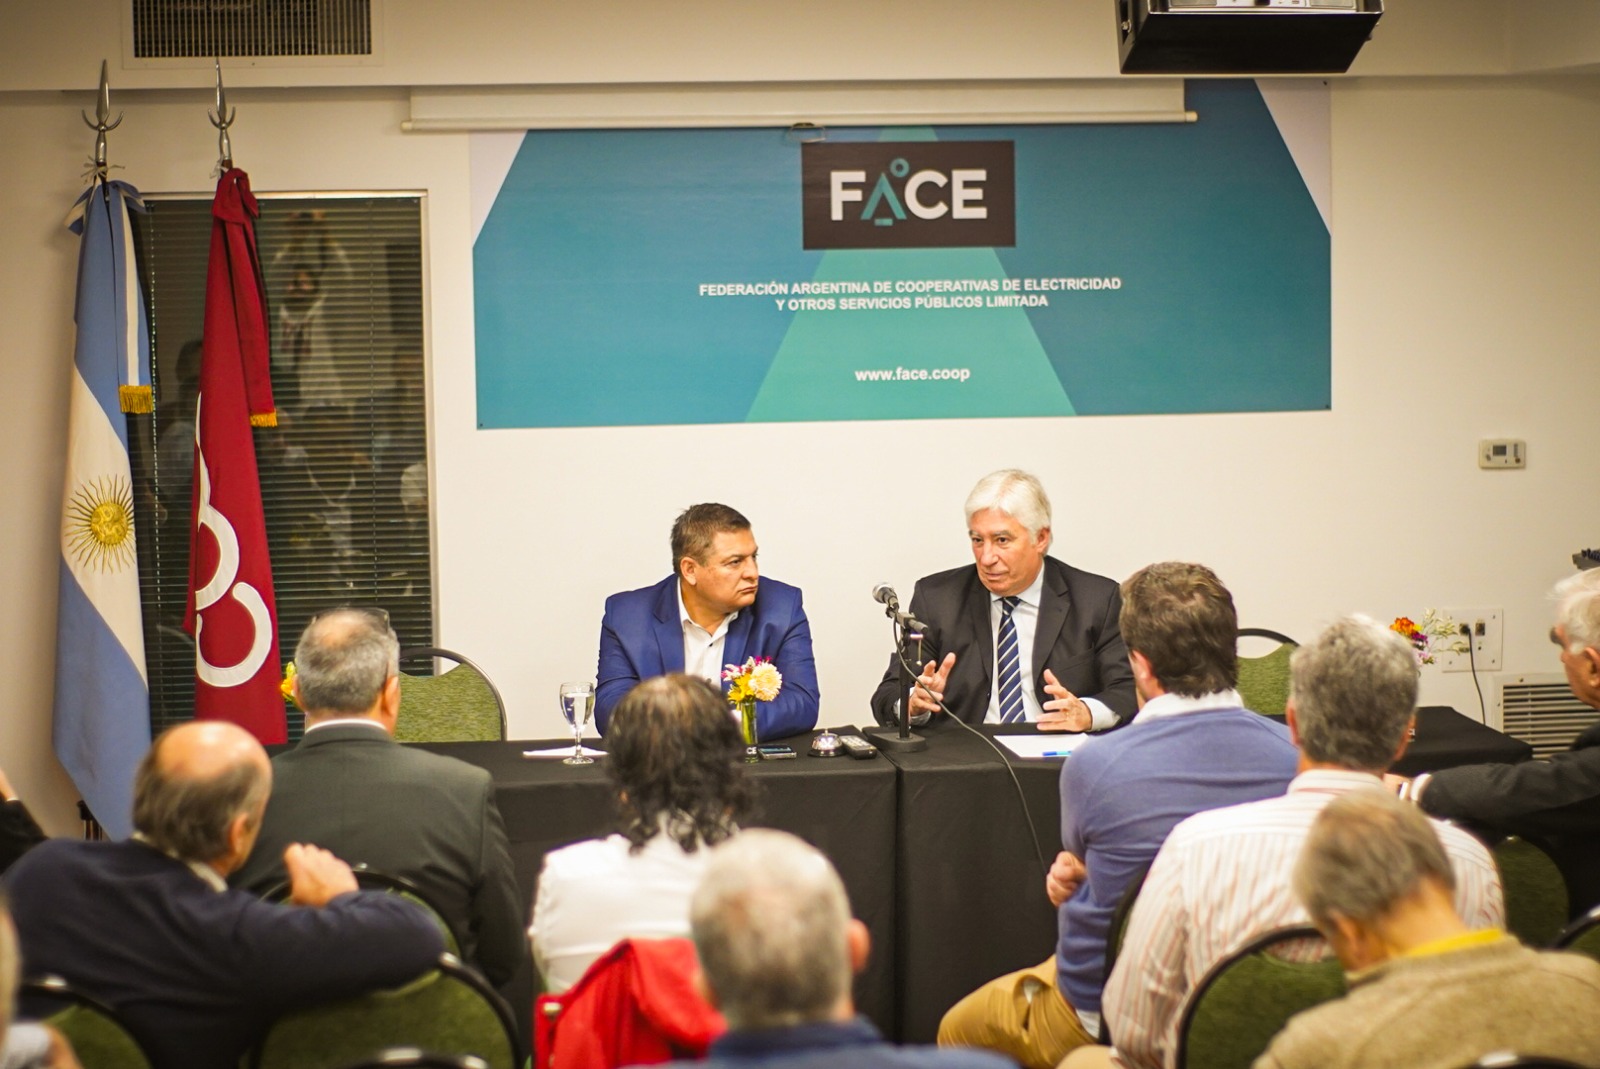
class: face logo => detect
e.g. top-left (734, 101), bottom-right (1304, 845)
top-left (830, 158), bottom-right (991, 228)
top-left (802, 141), bottom-right (1016, 250)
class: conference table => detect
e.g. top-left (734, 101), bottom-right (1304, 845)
top-left (420, 704), bottom-right (1530, 1046)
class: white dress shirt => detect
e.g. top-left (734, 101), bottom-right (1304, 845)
top-left (529, 826), bottom-right (721, 994)
top-left (1101, 768), bottom-right (1505, 1069)
top-left (678, 583), bottom-right (737, 685)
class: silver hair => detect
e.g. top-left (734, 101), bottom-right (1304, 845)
top-left (964, 469), bottom-right (1052, 543)
top-left (1292, 790), bottom-right (1455, 931)
top-left (1554, 570), bottom-right (1600, 652)
top-left (1290, 615), bottom-right (1418, 772)
top-left (689, 830), bottom-right (852, 1030)
top-left (293, 608), bottom-right (400, 714)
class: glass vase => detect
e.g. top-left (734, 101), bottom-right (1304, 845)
top-left (738, 697), bottom-right (760, 763)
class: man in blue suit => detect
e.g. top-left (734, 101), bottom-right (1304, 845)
top-left (595, 503), bottom-right (820, 739)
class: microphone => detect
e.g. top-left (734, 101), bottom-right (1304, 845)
top-left (871, 583), bottom-right (928, 632)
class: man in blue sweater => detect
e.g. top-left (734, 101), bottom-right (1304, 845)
top-left (939, 562), bottom-right (1298, 1069)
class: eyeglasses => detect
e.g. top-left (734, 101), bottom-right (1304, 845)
top-left (308, 605), bottom-right (396, 640)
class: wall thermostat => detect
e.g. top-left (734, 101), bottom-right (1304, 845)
top-left (1478, 439), bottom-right (1525, 469)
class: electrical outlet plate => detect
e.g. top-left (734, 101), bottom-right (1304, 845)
top-left (1435, 606), bottom-right (1502, 672)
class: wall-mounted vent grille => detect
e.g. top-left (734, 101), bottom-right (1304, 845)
top-left (1499, 673), bottom-right (1598, 758)
top-left (132, 0), bottom-right (371, 58)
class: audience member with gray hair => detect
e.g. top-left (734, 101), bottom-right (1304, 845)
top-left (1070, 615), bottom-right (1502, 1069)
top-left (655, 829), bottom-right (1013, 1069)
top-left (870, 468), bottom-right (1135, 732)
top-left (1402, 569), bottom-right (1600, 914)
top-left (230, 607), bottom-right (526, 986)
top-left (6, 721), bottom-right (442, 1069)
top-left (1253, 791), bottom-right (1600, 1069)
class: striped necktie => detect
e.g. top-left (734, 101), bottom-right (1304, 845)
top-left (997, 595), bottom-right (1025, 724)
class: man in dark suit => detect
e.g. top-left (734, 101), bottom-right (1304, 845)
top-left (1398, 568), bottom-right (1600, 914)
top-left (6, 721), bottom-right (443, 1069)
top-left (230, 608), bottom-right (525, 987)
top-left (595, 503), bottom-right (819, 739)
top-left (871, 470), bottom-right (1135, 731)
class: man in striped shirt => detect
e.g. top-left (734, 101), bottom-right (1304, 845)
top-left (1067, 615), bottom-right (1505, 1069)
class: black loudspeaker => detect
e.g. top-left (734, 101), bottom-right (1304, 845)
top-left (1116, 0), bottom-right (1384, 75)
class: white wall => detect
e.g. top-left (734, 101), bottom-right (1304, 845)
top-left (5, 12), bottom-right (1600, 835)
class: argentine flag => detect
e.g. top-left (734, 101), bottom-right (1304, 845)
top-left (54, 179), bottom-right (153, 839)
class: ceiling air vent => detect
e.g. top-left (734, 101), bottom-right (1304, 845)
top-left (131, 0), bottom-right (372, 59)
top-left (1498, 673), bottom-right (1599, 759)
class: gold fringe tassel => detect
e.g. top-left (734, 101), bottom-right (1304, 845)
top-left (249, 411), bottom-right (278, 428)
top-left (118, 384), bottom-right (153, 414)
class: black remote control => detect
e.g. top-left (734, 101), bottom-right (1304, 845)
top-left (838, 735), bottom-right (879, 760)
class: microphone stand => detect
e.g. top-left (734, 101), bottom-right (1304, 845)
top-left (867, 615), bottom-right (929, 753)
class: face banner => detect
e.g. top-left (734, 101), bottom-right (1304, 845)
top-left (472, 80), bottom-right (1330, 428)
top-left (800, 140), bottom-right (1016, 250)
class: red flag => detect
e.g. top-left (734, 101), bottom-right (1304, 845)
top-left (185, 168), bottom-right (285, 743)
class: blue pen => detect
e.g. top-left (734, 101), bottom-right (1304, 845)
top-left (1039, 750), bottom-right (1072, 758)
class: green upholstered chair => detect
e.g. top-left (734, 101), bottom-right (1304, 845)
top-left (21, 976), bottom-right (153, 1069)
top-left (251, 954), bottom-right (521, 1069)
top-left (1236, 629), bottom-right (1297, 718)
top-left (395, 648), bottom-right (506, 742)
top-left (1492, 836), bottom-right (1569, 947)
top-left (1554, 903), bottom-right (1600, 960)
top-left (1176, 925), bottom-right (1345, 1069)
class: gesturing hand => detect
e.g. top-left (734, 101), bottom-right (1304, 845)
top-left (1038, 669), bottom-right (1091, 732)
top-left (908, 652), bottom-right (958, 717)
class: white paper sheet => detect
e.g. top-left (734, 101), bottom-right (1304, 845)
top-left (996, 734), bottom-right (1087, 759)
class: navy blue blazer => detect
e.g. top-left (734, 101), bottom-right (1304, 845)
top-left (6, 839), bottom-right (443, 1069)
top-left (595, 575), bottom-right (820, 738)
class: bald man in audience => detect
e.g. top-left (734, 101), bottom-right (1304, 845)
top-left (1067, 616), bottom-right (1503, 1069)
top-left (1254, 791), bottom-right (1600, 1069)
top-left (1397, 569), bottom-right (1600, 915)
top-left (5, 721), bottom-right (443, 1069)
top-left (230, 607), bottom-right (524, 986)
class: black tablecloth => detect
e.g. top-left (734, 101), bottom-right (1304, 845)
top-left (314, 704), bottom-right (1524, 1048)
top-left (415, 732), bottom-right (898, 1048)
top-left (1391, 705), bottom-right (1533, 774)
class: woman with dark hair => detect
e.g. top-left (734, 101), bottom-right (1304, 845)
top-left (529, 674), bottom-right (755, 992)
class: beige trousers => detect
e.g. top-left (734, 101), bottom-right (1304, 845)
top-left (937, 956), bottom-right (1097, 1069)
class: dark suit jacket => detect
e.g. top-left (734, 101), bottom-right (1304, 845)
top-left (0, 799), bottom-right (45, 874)
top-left (870, 556), bottom-right (1136, 728)
top-left (229, 722), bottom-right (525, 986)
top-left (595, 575), bottom-right (820, 738)
top-left (7, 838), bottom-right (442, 1069)
top-left (1423, 719), bottom-right (1600, 912)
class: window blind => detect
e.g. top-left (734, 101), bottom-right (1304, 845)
top-left (129, 194), bottom-right (430, 741)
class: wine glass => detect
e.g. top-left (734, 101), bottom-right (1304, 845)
top-left (559, 681), bottom-right (596, 765)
